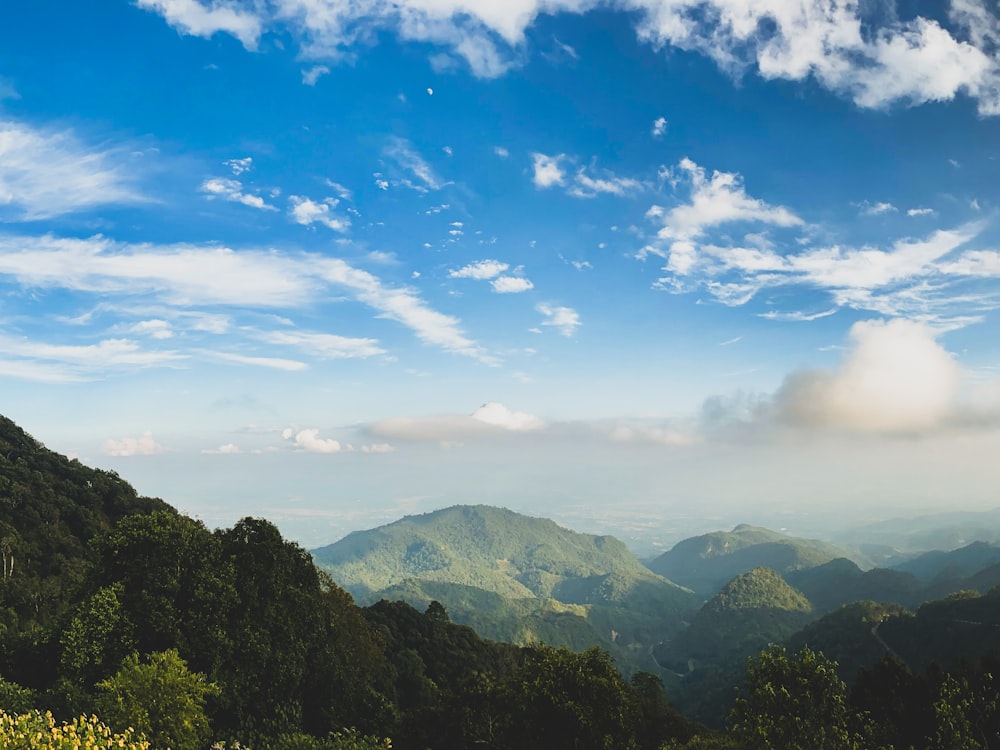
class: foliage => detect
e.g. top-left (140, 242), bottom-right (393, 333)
top-left (0, 709), bottom-right (149, 749)
top-left (730, 645), bottom-right (869, 750)
top-left (0, 416), bottom-right (168, 633)
top-left (96, 649), bottom-right (218, 750)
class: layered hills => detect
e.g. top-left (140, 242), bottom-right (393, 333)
top-left (312, 504), bottom-right (699, 671)
top-left (646, 523), bottom-right (869, 595)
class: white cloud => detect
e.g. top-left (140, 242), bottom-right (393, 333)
top-left (360, 442), bottom-right (395, 453)
top-left (104, 431), bottom-right (164, 456)
top-left (130, 319), bottom-right (174, 339)
top-left (288, 195), bottom-right (350, 231)
top-left (202, 443), bottom-right (242, 454)
top-left (384, 137), bottom-right (442, 191)
top-left (908, 207), bottom-right (935, 217)
top-left (494, 146), bottom-right (510, 158)
top-left (317, 257), bottom-right (496, 363)
top-left (258, 329), bottom-right (385, 358)
top-left (288, 428), bottom-right (342, 453)
top-left (201, 177), bottom-right (276, 210)
top-left (324, 179), bottom-right (353, 200)
top-left (656, 158), bottom-right (802, 243)
top-left (531, 153), bottom-right (567, 188)
top-left (652, 116), bottom-right (668, 137)
top-left (224, 157), bottom-right (253, 175)
top-left (139, 0), bottom-right (1000, 114)
top-left (302, 65), bottom-right (330, 85)
top-left (567, 168), bottom-right (644, 199)
top-left (536, 303), bottom-right (581, 336)
top-left (449, 259), bottom-right (509, 279)
top-left (472, 402), bottom-right (544, 431)
top-left (369, 402), bottom-right (545, 442)
top-left (860, 201), bottom-right (897, 216)
top-left (491, 276), bottom-right (534, 293)
top-left (0, 120), bottom-right (142, 220)
top-left (136, 0), bottom-right (261, 49)
top-left (773, 318), bottom-right (961, 433)
top-left (213, 352), bottom-right (309, 370)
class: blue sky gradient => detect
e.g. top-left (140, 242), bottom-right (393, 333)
top-left (2, 0), bottom-right (999, 547)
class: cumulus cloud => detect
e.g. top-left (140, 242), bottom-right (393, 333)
top-left (491, 276), bottom-right (534, 293)
top-left (773, 319), bottom-right (961, 433)
top-left (139, 0), bottom-right (1000, 113)
top-left (136, 0), bottom-right (261, 49)
top-left (531, 153), bottom-right (567, 188)
top-left (656, 158), bottom-right (802, 244)
top-left (287, 427), bottom-right (343, 453)
top-left (652, 116), bottom-right (668, 137)
top-left (0, 120), bottom-right (142, 220)
top-left (288, 195), bottom-right (349, 231)
top-left (472, 402), bottom-right (545, 430)
top-left (104, 431), bottom-right (164, 456)
top-left (201, 177), bottom-right (276, 210)
top-left (535, 303), bottom-right (581, 336)
top-left (644, 160), bottom-right (992, 322)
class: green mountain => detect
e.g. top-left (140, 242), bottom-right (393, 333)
top-left (784, 558), bottom-right (923, 613)
top-left (311, 505), bottom-right (699, 671)
top-left (662, 566), bottom-right (813, 664)
top-left (646, 523), bottom-right (867, 595)
top-left (891, 541), bottom-right (1000, 582)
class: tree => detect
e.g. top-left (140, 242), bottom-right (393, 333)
top-left (96, 649), bottom-right (218, 750)
top-left (730, 645), bottom-right (868, 750)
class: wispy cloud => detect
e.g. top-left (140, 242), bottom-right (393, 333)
top-left (536, 303), bottom-right (581, 336)
top-left (201, 177), bottom-right (276, 210)
top-left (0, 120), bottom-right (143, 220)
top-left (257, 329), bottom-right (385, 359)
top-left (384, 137), bottom-right (442, 192)
top-left (301, 65), bottom-right (330, 86)
top-left (0, 233), bottom-right (493, 363)
top-left (449, 259), bottom-right (509, 279)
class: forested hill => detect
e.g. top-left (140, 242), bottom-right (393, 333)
top-left (311, 505), bottom-right (699, 672)
top-left (0, 416), bottom-right (169, 629)
top-left (312, 504), bottom-right (680, 599)
top-left (647, 523), bottom-right (869, 595)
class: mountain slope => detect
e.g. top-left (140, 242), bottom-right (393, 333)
top-left (647, 524), bottom-right (867, 595)
top-left (312, 505), bottom-right (699, 670)
top-left (0, 416), bottom-right (170, 629)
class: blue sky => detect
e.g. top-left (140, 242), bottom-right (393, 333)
top-left (2, 0), bottom-right (1000, 547)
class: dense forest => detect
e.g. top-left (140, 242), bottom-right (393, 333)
top-left (2, 414), bottom-right (1000, 749)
